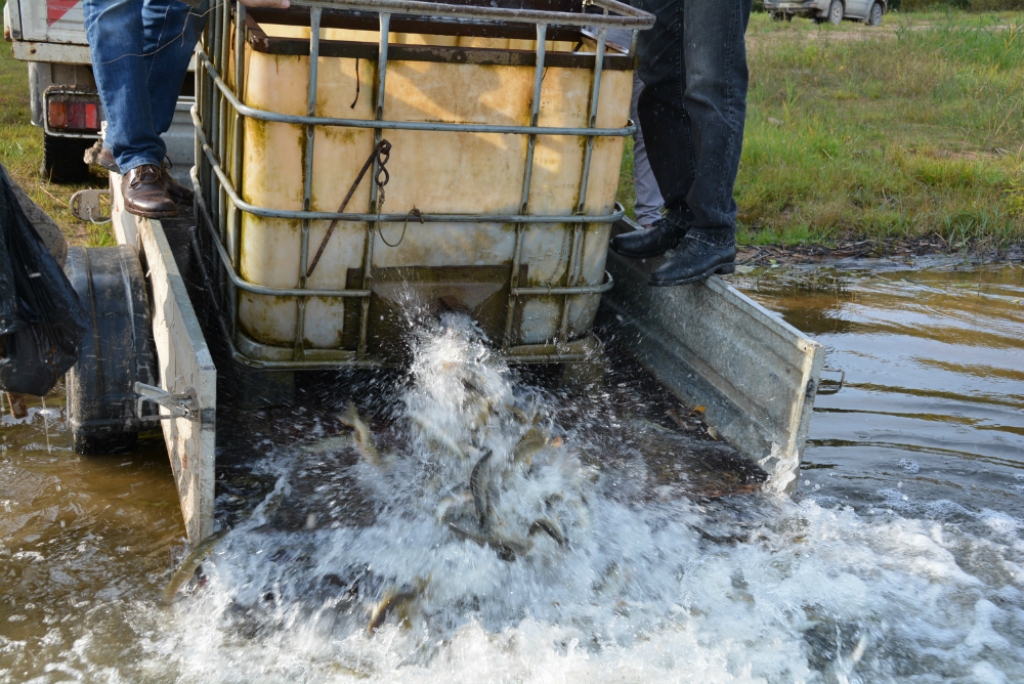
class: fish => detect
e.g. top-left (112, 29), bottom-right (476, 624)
top-left (446, 522), bottom-right (532, 562)
top-left (512, 427), bottom-right (550, 467)
top-left (162, 528), bottom-right (230, 605)
top-left (339, 402), bottom-right (380, 465)
top-left (470, 449), bottom-right (494, 530)
top-left (435, 490), bottom-right (473, 523)
top-left (367, 587), bottom-right (420, 633)
top-left (301, 435), bottom-right (352, 455)
top-left (408, 411), bottom-right (465, 459)
top-left (528, 517), bottom-right (566, 546)
top-left (512, 395), bottom-right (544, 424)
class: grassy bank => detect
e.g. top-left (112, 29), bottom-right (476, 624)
top-left (0, 30), bottom-right (112, 247)
top-left (738, 11), bottom-right (1024, 249)
top-left (617, 11), bottom-right (1024, 250)
top-left (2, 7), bottom-right (1021, 252)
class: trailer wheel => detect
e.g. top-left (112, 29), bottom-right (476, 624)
top-left (41, 133), bottom-right (92, 184)
top-left (64, 246), bottom-right (158, 455)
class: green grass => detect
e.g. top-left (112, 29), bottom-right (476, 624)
top-left (3, 4), bottom-right (1021, 252)
top-left (619, 11), bottom-right (1024, 250)
top-left (0, 9), bottom-right (113, 247)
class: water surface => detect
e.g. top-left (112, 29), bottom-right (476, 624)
top-left (1, 259), bottom-right (1021, 683)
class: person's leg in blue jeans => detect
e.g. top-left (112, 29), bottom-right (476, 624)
top-left (611, 0), bottom-right (751, 285)
top-left (84, 0), bottom-right (205, 216)
top-left (143, 0), bottom-right (207, 149)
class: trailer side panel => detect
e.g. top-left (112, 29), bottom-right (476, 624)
top-left (602, 220), bottom-right (824, 494)
top-left (134, 210), bottom-right (218, 543)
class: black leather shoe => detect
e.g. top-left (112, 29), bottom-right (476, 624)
top-left (610, 216), bottom-right (687, 259)
top-left (122, 164), bottom-right (177, 219)
top-left (650, 233), bottom-right (736, 286)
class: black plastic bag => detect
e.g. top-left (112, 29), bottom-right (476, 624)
top-left (0, 165), bottom-right (89, 395)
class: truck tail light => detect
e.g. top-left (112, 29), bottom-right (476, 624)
top-left (44, 89), bottom-right (103, 134)
top-left (68, 102), bottom-right (86, 129)
top-left (48, 101), bottom-right (67, 129)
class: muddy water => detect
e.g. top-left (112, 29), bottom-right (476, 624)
top-left (733, 260), bottom-right (1024, 511)
top-left (0, 260), bottom-right (1022, 683)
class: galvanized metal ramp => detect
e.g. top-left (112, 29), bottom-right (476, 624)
top-left (601, 219), bottom-right (824, 494)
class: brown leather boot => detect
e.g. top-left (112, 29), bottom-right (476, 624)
top-left (90, 147), bottom-right (192, 206)
top-left (160, 166), bottom-right (194, 205)
top-left (122, 164), bottom-right (177, 218)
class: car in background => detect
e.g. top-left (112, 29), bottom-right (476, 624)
top-left (763, 0), bottom-right (887, 26)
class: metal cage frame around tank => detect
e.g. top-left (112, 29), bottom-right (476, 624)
top-left (190, 0), bottom-right (655, 370)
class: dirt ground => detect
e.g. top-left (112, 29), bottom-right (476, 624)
top-left (736, 236), bottom-right (1024, 267)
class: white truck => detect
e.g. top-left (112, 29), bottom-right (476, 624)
top-left (2, 0), bottom-right (194, 182)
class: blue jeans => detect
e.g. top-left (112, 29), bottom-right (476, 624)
top-left (634, 0), bottom-right (751, 242)
top-left (84, 0), bottom-right (206, 174)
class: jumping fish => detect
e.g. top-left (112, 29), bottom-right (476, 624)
top-left (470, 449), bottom-right (494, 530)
top-left (528, 517), bottom-right (566, 546)
top-left (368, 585), bottom-right (419, 634)
top-left (512, 427), bottom-right (550, 467)
top-left (408, 411), bottom-right (464, 459)
top-left (435, 490), bottom-right (474, 523)
top-left (340, 402), bottom-right (380, 465)
top-left (162, 527), bottom-right (230, 605)
top-left (446, 522), bottom-right (532, 562)
top-left (512, 397), bottom-right (543, 426)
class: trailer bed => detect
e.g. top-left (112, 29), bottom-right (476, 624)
top-left (112, 182), bottom-right (822, 543)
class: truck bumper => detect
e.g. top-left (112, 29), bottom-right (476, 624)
top-left (13, 41), bottom-right (92, 65)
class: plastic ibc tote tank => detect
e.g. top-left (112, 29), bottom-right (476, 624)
top-left (225, 16), bottom-right (633, 355)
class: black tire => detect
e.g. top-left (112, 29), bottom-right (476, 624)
top-left (41, 133), bottom-right (92, 184)
top-left (828, 0), bottom-right (844, 24)
top-left (771, 11), bottom-right (785, 21)
top-left (64, 246), bottom-right (157, 455)
top-left (867, 2), bottom-right (883, 26)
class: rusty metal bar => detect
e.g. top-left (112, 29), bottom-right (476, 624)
top-left (294, 7), bottom-right (323, 360)
top-left (559, 26), bottom-right (607, 342)
top-left (502, 22), bottom-right (547, 350)
top-left (197, 51), bottom-right (634, 137)
top-left (358, 11), bottom-right (390, 358)
top-left (299, 0), bottom-right (653, 30)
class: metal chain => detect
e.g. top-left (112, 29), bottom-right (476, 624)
top-left (374, 144), bottom-right (419, 249)
top-left (379, 208), bottom-right (423, 248)
top-left (374, 141), bottom-right (390, 221)
top-left (306, 139), bottom-right (391, 278)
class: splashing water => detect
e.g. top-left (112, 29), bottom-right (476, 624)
top-left (122, 313), bottom-right (1020, 684)
top-left (2, 293), bottom-right (1022, 684)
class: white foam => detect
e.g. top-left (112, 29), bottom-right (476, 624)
top-left (126, 317), bottom-right (1024, 682)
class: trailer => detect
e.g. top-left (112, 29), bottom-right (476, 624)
top-left (57, 0), bottom-right (825, 545)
